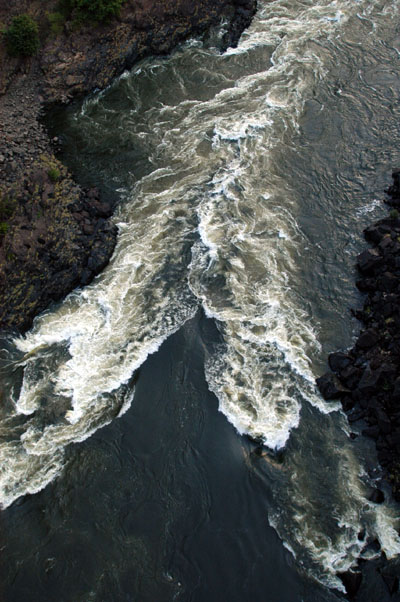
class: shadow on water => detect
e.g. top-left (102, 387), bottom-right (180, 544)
top-left (0, 312), bottom-right (338, 602)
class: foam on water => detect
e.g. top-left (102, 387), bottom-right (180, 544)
top-left (267, 422), bottom-right (400, 590)
top-left (0, 0), bottom-right (399, 589)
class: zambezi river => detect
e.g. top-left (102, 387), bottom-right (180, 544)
top-left (1, 1), bottom-right (400, 600)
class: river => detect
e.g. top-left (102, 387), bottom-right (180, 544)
top-left (1, 0), bottom-right (400, 599)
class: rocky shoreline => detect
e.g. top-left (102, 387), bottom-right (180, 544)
top-left (317, 173), bottom-right (400, 503)
top-left (317, 174), bottom-right (400, 599)
top-left (0, 0), bottom-right (256, 333)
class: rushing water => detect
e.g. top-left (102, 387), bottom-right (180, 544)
top-left (1, 0), bottom-right (400, 599)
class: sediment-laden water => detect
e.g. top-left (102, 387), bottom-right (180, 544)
top-left (1, 0), bottom-right (400, 599)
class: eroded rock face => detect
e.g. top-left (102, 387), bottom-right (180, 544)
top-left (0, 0), bottom-right (257, 332)
top-left (0, 159), bottom-right (117, 332)
top-left (40, 0), bottom-right (256, 103)
top-left (0, 0), bottom-right (257, 100)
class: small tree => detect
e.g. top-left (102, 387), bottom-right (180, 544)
top-left (70, 0), bottom-right (123, 22)
top-left (4, 14), bottom-right (39, 57)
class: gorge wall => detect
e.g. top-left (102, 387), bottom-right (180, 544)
top-left (0, 0), bottom-right (256, 332)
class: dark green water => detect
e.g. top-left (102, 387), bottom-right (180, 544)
top-left (1, 0), bottom-right (400, 599)
top-left (1, 314), bottom-right (339, 602)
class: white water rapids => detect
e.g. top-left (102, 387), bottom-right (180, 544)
top-left (1, 0), bottom-right (400, 591)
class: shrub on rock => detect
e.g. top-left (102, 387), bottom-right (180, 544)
top-left (4, 14), bottom-right (39, 57)
top-left (48, 168), bottom-right (60, 183)
top-left (69, 0), bottom-right (124, 22)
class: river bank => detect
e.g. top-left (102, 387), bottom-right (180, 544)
top-left (317, 174), bottom-right (400, 504)
top-left (317, 175), bottom-right (400, 598)
top-left (0, 0), bottom-right (256, 332)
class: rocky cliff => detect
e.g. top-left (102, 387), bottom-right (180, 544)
top-left (0, 0), bottom-right (256, 332)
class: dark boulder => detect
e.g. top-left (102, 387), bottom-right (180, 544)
top-left (347, 407), bottom-right (366, 423)
top-left (328, 351), bottom-right (352, 373)
top-left (356, 277), bottom-right (376, 293)
top-left (357, 248), bottom-right (384, 275)
top-left (367, 488), bottom-right (385, 504)
top-left (87, 186), bottom-right (100, 200)
top-left (362, 425), bottom-right (380, 439)
top-left (383, 302), bottom-right (394, 318)
top-left (340, 364), bottom-right (361, 390)
top-left (80, 268), bottom-right (93, 286)
top-left (376, 410), bottom-right (392, 435)
top-left (378, 235), bottom-right (393, 252)
top-left (386, 168), bottom-right (400, 199)
top-left (356, 329), bottom-right (380, 350)
top-left (246, 434), bottom-right (264, 446)
top-left (316, 372), bottom-right (350, 400)
top-left (380, 362), bottom-right (397, 383)
top-left (378, 271), bottom-right (398, 293)
top-left (253, 445), bottom-right (267, 457)
top-left (341, 396), bottom-right (355, 412)
top-left (364, 223), bottom-right (392, 244)
top-left (357, 366), bottom-right (381, 396)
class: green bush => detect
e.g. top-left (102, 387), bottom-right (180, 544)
top-left (47, 11), bottom-right (66, 36)
top-left (0, 222), bottom-right (9, 237)
top-left (0, 197), bottom-right (15, 221)
top-left (4, 14), bottom-right (39, 57)
top-left (390, 208), bottom-right (399, 220)
top-left (69, 0), bottom-right (124, 22)
top-left (48, 168), bottom-right (61, 182)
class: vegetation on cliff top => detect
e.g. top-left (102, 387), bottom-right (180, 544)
top-left (2, 0), bottom-right (126, 56)
top-left (69, 0), bottom-right (125, 23)
top-left (3, 14), bottom-right (39, 57)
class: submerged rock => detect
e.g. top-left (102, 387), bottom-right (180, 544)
top-left (367, 488), bottom-right (385, 504)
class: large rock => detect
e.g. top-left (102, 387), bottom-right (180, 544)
top-left (328, 351), bottom-right (352, 373)
top-left (367, 488), bottom-right (385, 504)
top-left (364, 223), bottom-right (392, 244)
top-left (357, 248), bottom-right (384, 274)
top-left (385, 168), bottom-right (400, 200)
top-left (356, 329), bottom-right (379, 350)
top-left (378, 271), bottom-right (398, 292)
top-left (357, 366), bottom-right (381, 396)
top-left (316, 372), bottom-right (350, 400)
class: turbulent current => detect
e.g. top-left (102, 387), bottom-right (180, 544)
top-left (1, 0), bottom-right (400, 596)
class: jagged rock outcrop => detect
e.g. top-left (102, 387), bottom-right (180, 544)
top-left (0, 0), bottom-right (257, 332)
